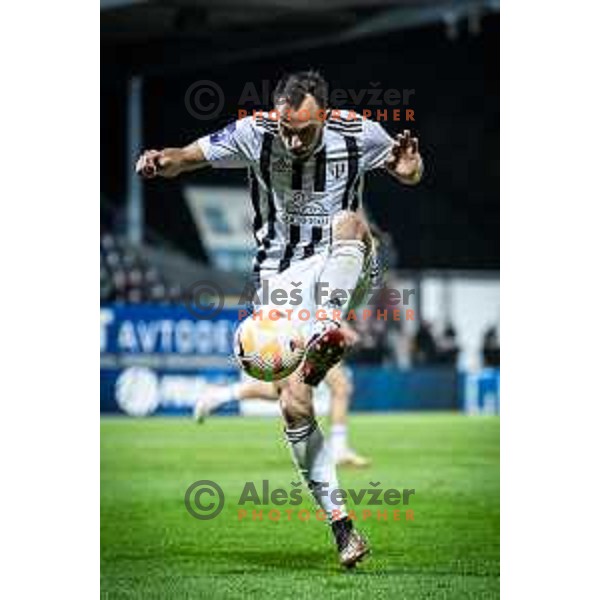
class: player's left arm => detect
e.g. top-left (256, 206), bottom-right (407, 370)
top-left (362, 119), bottom-right (423, 185)
top-left (384, 129), bottom-right (423, 186)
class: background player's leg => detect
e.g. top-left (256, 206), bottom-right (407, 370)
top-left (326, 364), bottom-right (371, 467)
top-left (328, 364), bottom-right (350, 430)
top-left (194, 380), bottom-right (278, 421)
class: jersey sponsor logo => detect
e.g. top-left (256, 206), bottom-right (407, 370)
top-left (283, 195), bottom-right (330, 226)
top-left (282, 213), bottom-right (330, 226)
top-left (289, 190), bottom-right (309, 206)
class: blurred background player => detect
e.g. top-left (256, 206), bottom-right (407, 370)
top-left (195, 359), bottom-right (371, 468)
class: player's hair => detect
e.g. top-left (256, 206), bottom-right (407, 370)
top-left (273, 70), bottom-right (328, 110)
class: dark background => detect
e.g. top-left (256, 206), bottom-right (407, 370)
top-left (101, 6), bottom-right (499, 270)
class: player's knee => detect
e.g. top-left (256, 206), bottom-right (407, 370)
top-left (281, 402), bottom-right (313, 429)
top-left (332, 211), bottom-right (369, 242)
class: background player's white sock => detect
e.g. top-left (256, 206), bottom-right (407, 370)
top-left (205, 382), bottom-right (243, 411)
top-left (285, 420), bottom-right (347, 522)
top-left (318, 239), bottom-right (366, 319)
top-left (330, 423), bottom-right (349, 461)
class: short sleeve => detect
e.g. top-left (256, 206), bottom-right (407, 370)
top-left (197, 117), bottom-right (257, 169)
top-left (362, 119), bottom-right (395, 171)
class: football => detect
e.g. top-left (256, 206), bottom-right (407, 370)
top-left (233, 312), bottom-right (305, 381)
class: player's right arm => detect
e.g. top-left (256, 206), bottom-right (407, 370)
top-left (135, 117), bottom-right (257, 179)
top-left (135, 143), bottom-right (207, 179)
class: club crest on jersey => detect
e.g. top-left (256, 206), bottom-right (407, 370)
top-left (328, 161), bottom-right (347, 179)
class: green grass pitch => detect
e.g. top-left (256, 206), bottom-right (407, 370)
top-left (101, 413), bottom-right (499, 598)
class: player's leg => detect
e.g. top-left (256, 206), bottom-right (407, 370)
top-left (302, 211), bottom-right (373, 385)
top-left (194, 379), bottom-right (278, 422)
top-left (326, 364), bottom-right (371, 467)
top-left (319, 211), bottom-right (373, 318)
top-left (327, 364), bottom-right (350, 430)
top-left (278, 373), bottom-right (369, 567)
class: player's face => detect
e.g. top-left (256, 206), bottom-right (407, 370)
top-left (277, 95), bottom-right (324, 160)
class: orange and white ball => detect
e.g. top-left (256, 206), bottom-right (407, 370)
top-left (233, 312), bottom-right (305, 382)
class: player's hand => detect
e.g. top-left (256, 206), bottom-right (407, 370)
top-left (135, 149), bottom-right (163, 178)
top-left (385, 130), bottom-right (423, 185)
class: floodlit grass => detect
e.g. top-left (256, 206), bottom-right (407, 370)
top-left (101, 413), bottom-right (499, 598)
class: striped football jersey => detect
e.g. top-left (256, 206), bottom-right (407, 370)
top-left (196, 110), bottom-right (394, 277)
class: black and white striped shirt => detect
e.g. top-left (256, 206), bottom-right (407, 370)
top-left (197, 110), bottom-right (394, 275)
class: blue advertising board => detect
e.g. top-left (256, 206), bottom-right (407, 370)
top-left (100, 304), bottom-right (241, 416)
top-left (100, 304), bottom-right (497, 416)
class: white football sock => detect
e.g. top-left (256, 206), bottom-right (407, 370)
top-left (205, 382), bottom-right (243, 411)
top-left (285, 420), bottom-right (347, 522)
top-left (317, 239), bottom-right (366, 319)
top-left (330, 424), bottom-right (349, 460)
